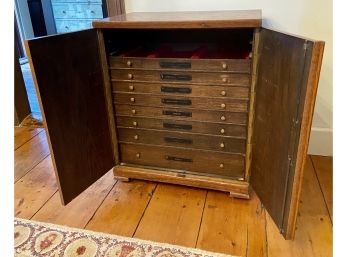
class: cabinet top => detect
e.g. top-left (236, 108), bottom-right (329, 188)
top-left (92, 10), bottom-right (261, 29)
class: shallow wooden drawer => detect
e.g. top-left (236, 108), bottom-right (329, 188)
top-left (112, 81), bottom-right (250, 99)
top-left (52, 3), bottom-right (103, 19)
top-left (113, 93), bottom-right (248, 112)
top-left (120, 143), bottom-right (245, 178)
top-left (116, 116), bottom-right (247, 138)
top-left (110, 69), bottom-right (250, 86)
top-left (118, 128), bottom-right (246, 153)
top-left (109, 57), bottom-right (251, 73)
top-left (115, 104), bottom-right (248, 125)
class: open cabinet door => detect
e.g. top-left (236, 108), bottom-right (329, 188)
top-left (25, 29), bottom-right (116, 205)
top-left (250, 28), bottom-right (324, 239)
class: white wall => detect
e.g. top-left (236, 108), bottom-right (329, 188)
top-left (125, 0), bottom-right (333, 156)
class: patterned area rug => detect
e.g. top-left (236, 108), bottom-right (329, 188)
top-left (14, 218), bottom-right (237, 257)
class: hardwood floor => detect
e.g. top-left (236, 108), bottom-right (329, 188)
top-left (14, 126), bottom-right (332, 257)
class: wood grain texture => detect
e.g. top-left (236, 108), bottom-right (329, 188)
top-left (26, 29), bottom-right (115, 204)
top-left (311, 155), bottom-right (332, 221)
top-left (114, 165), bottom-right (249, 198)
top-left (32, 170), bottom-right (116, 228)
top-left (86, 180), bottom-right (157, 236)
top-left (14, 131), bottom-right (50, 182)
top-left (196, 190), bottom-right (266, 257)
top-left (14, 127), bottom-right (43, 150)
top-left (267, 156), bottom-right (332, 257)
top-left (134, 184), bottom-right (206, 247)
top-left (15, 156), bottom-right (57, 219)
top-left (93, 10), bottom-right (262, 29)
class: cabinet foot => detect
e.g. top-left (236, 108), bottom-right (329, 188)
top-left (114, 176), bottom-right (130, 182)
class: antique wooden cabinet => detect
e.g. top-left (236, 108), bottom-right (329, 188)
top-left (25, 10), bottom-right (324, 239)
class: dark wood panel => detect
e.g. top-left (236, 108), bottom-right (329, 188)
top-left (115, 104), bottom-right (248, 125)
top-left (117, 128), bottom-right (246, 153)
top-left (26, 29), bottom-right (115, 204)
top-left (93, 10), bottom-right (262, 29)
top-left (119, 143), bottom-right (245, 178)
top-left (112, 81), bottom-right (250, 99)
top-left (116, 116), bottom-right (247, 138)
top-left (110, 69), bottom-right (250, 86)
top-left (250, 28), bottom-right (324, 239)
top-left (113, 93), bottom-right (248, 112)
top-left (109, 56), bottom-right (251, 73)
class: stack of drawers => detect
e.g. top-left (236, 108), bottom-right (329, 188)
top-left (109, 51), bottom-right (251, 179)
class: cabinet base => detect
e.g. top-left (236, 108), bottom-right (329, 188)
top-left (113, 165), bottom-right (250, 199)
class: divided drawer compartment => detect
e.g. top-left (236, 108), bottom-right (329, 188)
top-left (119, 143), bottom-right (245, 178)
top-left (117, 128), bottom-right (246, 153)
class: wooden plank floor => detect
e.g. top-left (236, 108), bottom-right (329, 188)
top-left (14, 126), bottom-right (332, 257)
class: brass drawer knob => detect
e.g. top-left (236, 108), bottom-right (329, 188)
top-left (126, 60), bottom-right (132, 67)
top-left (219, 163), bottom-right (224, 168)
top-left (220, 143), bottom-right (225, 148)
top-left (220, 90), bottom-right (226, 96)
top-left (136, 153), bottom-right (140, 158)
top-left (130, 97), bottom-right (135, 102)
top-left (129, 85), bottom-right (134, 91)
top-left (133, 121), bottom-right (138, 126)
top-left (134, 135), bottom-right (139, 140)
top-left (221, 103), bottom-right (226, 109)
top-left (131, 109), bottom-right (136, 114)
top-left (128, 73), bottom-right (133, 79)
top-left (220, 116), bottom-right (226, 121)
top-left (220, 128), bottom-right (225, 134)
top-left (222, 77), bottom-right (228, 83)
top-left (222, 63), bottom-right (227, 70)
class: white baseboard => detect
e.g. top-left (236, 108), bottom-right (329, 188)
top-left (307, 127), bottom-right (333, 156)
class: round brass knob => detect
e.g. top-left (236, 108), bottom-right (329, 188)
top-left (222, 77), bottom-right (228, 83)
top-left (129, 85), bottom-right (134, 91)
top-left (220, 128), bottom-right (225, 134)
top-left (220, 143), bottom-right (225, 148)
top-left (222, 63), bottom-right (227, 70)
top-left (130, 97), bottom-right (135, 102)
top-left (219, 163), bottom-right (224, 168)
top-left (131, 109), bottom-right (136, 114)
top-left (134, 135), bottom-right (139, 140)
top-left (221, 103), bottom-right (226, 109)
top-left (126, 60), bottom-right (132, 67)
top-left (220, 116), bottom-right (226, 121)
top-left (220, 90), bottom-right (226, 96)
top-left (136, 153), bottom-right (140, 158)
top-left (128, 73), bottom-right (133, 79)
top-left (133, 121), bottom-right (138, 127)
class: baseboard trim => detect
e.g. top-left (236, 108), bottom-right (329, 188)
top-left (308, 127), bottom-right (332, 156)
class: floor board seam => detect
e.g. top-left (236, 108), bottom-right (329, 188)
top-left (309, 155), bottom-right (333, 224)
top-left (29, 189), bottom-right (59, 220)
top-left (14, 128), bottom-right (43, 150)
top-left (83, 179), bottom-right (119, 229)
top-left (194, 190), bottom-right (208, 248)
top-left (132, 183), bottom-right (158, 238)
top-left (14, 153), bottom-right (51, 183)
top-left (264, 206), bottom-right (269, 257)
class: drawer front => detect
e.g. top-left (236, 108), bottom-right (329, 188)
top-left (113, 93), bottom-right (248, 112)
top-left (52, 3), bottom-right (103, 19)
top-left (112, 82), bottom-right (249, 99)
top-left (116, 116), bottom-right (247, 138)
top-left (110, 69), bottom-right (250, 86)
top-left (118, 128), bottom-right (246, 153)
top-left (120, 143), bottom-right (245, 178)
top-left (115, 104), bottom-right (248, 125)
top-left (55, 19), bottom-right (93, 33)
top-left (109, 57), bottom-right (251, 73)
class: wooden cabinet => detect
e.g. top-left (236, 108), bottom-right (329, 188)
top-left (25, 10), bottom-right (324, 240)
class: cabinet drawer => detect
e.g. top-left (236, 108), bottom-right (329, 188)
top-left (110, 69), bottom-right (250, 86)
top-left (116, 116), bottom-right (247, 138)
top-left (55, 19), bottom-right (93, 33)
top-left (115, 104), bottom-right (248, 125)
top-left (120, 143), bottom-right (245, 178)
top-left (109, 57), bottom-right (251, 73)
top-left (52, 3), bottom-right (103, 19)
top-left (112, 82), bottom-right (249, 99)
top-left (118, 128), bottom-right (246, 153)
top-left (113, 93), bottom-right (248, 112)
